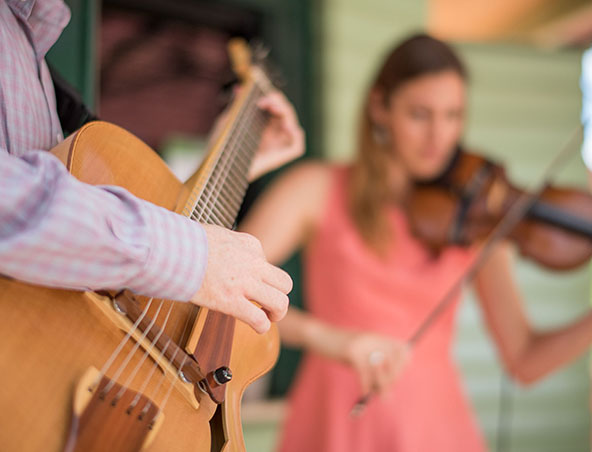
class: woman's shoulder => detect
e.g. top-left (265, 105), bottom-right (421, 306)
top-left (273, 160), bottom-right (351, 228)
top-left (273, 160), bottom-right (332, 194)
top-left (279, 160), bottom-right (350, 189)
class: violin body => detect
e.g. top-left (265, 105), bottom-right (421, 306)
top-left (0, 122), bottom-right (279, 451)
top-left (407, 151), bottom-right (592, 270)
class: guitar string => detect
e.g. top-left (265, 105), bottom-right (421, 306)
top-left (103, 99), bottom-right (256, 405)
top-left (183, 95), bottom-right (254, 227)
top-left (116, 79), bottom-right (266, 412)
top-left (194, 96), bottom-right (259, 226)
top-left (190, 87), bottom-right (266, 226)
top-left (82, 72), bottom-right (270, 438)
top-left (127, 305), bottom-right (187, 412)
top-left (126, 332), bottom-right (175, 411)
top-left (136, 107), bottom-right (260, 415)
top-left (140, 313), bottom-right (194, 416)
top-left (100, 299), bottom-right (165, 397)
top-left (190, 84), bottom-right (260, 226)
top-left (93, 297), bottom-right (155, 389)
top-left (198, 95), bottom-right (259, 224)
top-left (153, 84), bottom-right (268, 413)
top-left (107, 129), bottom-right (251, 402)
top-left (115, 300), bottom-right (175, 401)
top-left (98, 71), bottom-right (271, 415)
top-left (179, 68), bottom-right (271, 222)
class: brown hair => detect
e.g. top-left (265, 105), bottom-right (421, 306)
top-left (349, 33), bottom-right (467, 255)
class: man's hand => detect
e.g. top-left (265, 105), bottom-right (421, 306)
top-left (191, 224), bottom-right (292, 333)
top-left (248, 91), bottom-right (305, 181)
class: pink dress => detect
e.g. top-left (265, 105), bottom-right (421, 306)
top-left (277, 166), bottom-right (487, 452)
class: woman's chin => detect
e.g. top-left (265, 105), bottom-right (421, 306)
top-left (409, 163), bottom-right (446, 182)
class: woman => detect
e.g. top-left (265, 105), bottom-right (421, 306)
top-left (240, 34), bottom-right (592, 451)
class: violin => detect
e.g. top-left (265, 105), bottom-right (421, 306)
top-left (351, 145), bottom-right (592, 417)
top-left (405, 150), bottom-right (592, 270)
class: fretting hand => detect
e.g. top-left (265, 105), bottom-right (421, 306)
top-left (209, 90), bottom-right (304, 181)
top-left (248, 91), bottom-right (305, 181)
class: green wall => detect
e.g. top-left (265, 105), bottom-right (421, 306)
top-left (47, 0), bottom-right (98, 108)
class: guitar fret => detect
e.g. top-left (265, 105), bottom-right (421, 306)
top-left (193, 185), bottom-right (242, 220)
top-left (192, 197), bottom-right (235, 226)
top-left (188, 78), bottom-right (271, 224)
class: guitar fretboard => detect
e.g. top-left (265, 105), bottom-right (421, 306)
top-left (189, 81), bottom-right (269, 228)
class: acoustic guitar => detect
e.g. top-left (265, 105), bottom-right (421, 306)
top-left (0, 40), bottom-right (278, 452)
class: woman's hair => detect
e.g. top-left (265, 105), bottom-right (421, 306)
top-left (349, 33), bottom-right (467, 255)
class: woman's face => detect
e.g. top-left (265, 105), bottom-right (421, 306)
top-left (376, 70), bottom-right (466, 181)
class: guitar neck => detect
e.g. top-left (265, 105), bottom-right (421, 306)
top-left (182, 69), bottom-right (272, 228)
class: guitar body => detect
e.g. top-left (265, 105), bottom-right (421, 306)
top-left (0, 122), bottom-right (279, 451)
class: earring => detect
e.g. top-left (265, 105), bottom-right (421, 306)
top-left (372, 125), bottom-right (389, 147)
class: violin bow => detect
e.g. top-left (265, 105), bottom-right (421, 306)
top-left (350, 125), bottom-right (584, 417)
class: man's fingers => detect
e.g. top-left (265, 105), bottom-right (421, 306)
top-left (257, 91), bottom-right (290, 114)
top-left (236, 296), bottom-right (272, 334)
top-left (258, 92), bottom-right (300, 129)
top-left (244, 279), bottom-right (289, 322)
top-left (262, 262), bottom-right (293, 295)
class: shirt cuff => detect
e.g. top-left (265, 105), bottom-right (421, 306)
top-left (127, 202), bottom-right (208, 302)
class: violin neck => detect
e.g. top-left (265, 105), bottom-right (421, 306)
top-left (528, 200), bottom-right (592, 239)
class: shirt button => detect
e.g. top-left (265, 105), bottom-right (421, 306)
top-left (57, 132), bottom-right (63, 142)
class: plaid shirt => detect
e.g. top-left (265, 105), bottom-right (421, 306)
top-left (0, 0), bottom-right (207, 301)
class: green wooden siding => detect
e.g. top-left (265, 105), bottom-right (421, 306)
top-left (319, 2), bottom-right (590, 452)
top-left (456, 43), bottom-right (589, 452)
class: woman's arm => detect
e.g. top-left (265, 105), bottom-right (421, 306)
top-left (281, 308), bottom-right (410, 395)
top-left (474, 243), bottom-right (592, 385)
top-left (239, 160), bottom-right (334, 347)
top-left (239, 161), bottom-right (331, 264)
top-left (239, 163), bottom-right (409, 394)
